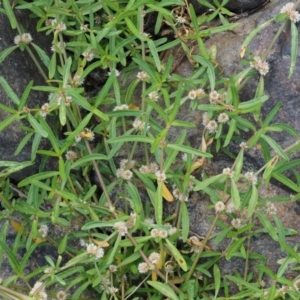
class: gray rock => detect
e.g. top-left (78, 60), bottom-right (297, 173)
top-left (0, 11), bottom-right (52, 182)
top-left (188, 0), bottom-right (268, 14)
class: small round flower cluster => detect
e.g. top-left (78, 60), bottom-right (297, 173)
top-left (47, 18), bottom-right (67, 31)
top-left (29, 282), bottom-right (47, 300)
top-left (244, 171), bottom-right (258, 185)
top-left (205, 120), bottom-right (218, 134)
top-left (86, 243), bottom-right (105, 259)
top-left (148, 91), bottom-right (159, 101)
top-left (188, 88), bottom-right (205, 100)
top-left (113, 104), bottom-right (129, 111)
top-left (226, 201), bottom-right (236, 213)
top-left (181, 153), bottom-right (195, 162)
top-left (126, 212), bottom-right (137, 229)
top-left (139, 162), bottom-right (159, 174)
top-left (209, 90), bottom-right (220, 104)
top-left (223, 167), bottom-right (234, 179)
top-left (14, 33), bottom-right (33, 45)
top-left (240, 142), bottom-right (248, 149)
top-left (75, 128), bottom-right (95, 143)
top-left (65, 150), bottom-right (78, 162)
top-left (215, 201), bottom-right (226, 213)
top-left (155, 170), bottom-right (166, 182)
top-left (280, 3), bottom-right (300, 23)
top-left (150, 228), bottom-right (168, 239)
top-left (51, 41), bottom-right (66, 53)
top-left (114, 221), bottom-right (128, 236)
top-left (148, 252), bottom-right (160, 264)
top-left (189, 236), bottom-right (202, 253)
top-left (265, 201), bottom-right (277, 215)
top-left (172, 187), bottom-right (188, 202)
top-left (136, 71), bottom-right (150, 81)
top-left (72, 73), bottom-right (84, 86)
top-left (132, 118), bottom-right (150, 131)
top-left (38, 224), bottom-right (49, 238)
top-left (108, 69), bottom-right (120, 77)
top-left (39, 103), bottom-right (50, 117)
top-left (116, 159), bottom-right (134, 181)
top-left (231, 218), bottom-right (242, 229)
top-left (56, 290), bottom-right (67, 300)
top-left (250, 56), bottom-right (269, 76)
top-left (82, 50), bottom-right (94, 62)
top-left (175, 15), bottom-right (189, 24)
top-left (217, 112), bottom-right (229, 124)
top-left (80, 24), bottom-right (89, 31)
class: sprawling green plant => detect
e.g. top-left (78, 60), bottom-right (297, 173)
top-left (0, 0), bottom-right (300, 299)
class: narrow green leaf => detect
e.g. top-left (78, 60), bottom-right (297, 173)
top-left (31, 43), bottom-right (50, 68)
top-left (261, 134), bottom-right (289, 160)
top-left (148, 40), bottom-right (161, 72)
top-left (257, 211), bottom-right (278, 241)
top-left (0, 76), bottom-right (20, 106)
top-left (3, 0), bottom-right (17, 28)
top-left (226, 237), bottom-right (246, 260)
top-left (0, 161), bottom-right (33, 178)
top-left (192, 55), bottom-right (215, 90)
top-left (58, 233), bottom-right (68, 254)
top-left (247, 185), bottom-right (258, 217)
top-left (194, 174), bottom-right (224, 191)
top-left (181, 202), bottom-right (189, 242)
top-left (165, 238), bottom-right (187, 272)
top-left (108, 135), bottom-right (153, 144)
top-left (27, 114), bottom-right (48, 137)
top-left (0, 114), bottom-right (19, 132)
top-left (71, 154), bottom-right (108, 169)
top-left (289, 21), bottom-right (298, 77)
top-left (0, 45), bottom-right (18, 63)
top-left (214, 264), bottom-right (221, 298)
top-left (263, 102), bottom-right (282, 127)
top-left (166, 144), bottom-right (212, 158)
top-left (223, 119), bottom-right (236, 147)
top-left (155, 181), bottom-right (163, 224)
top-left (147, 281), bottom-right (179, 300)
top-left (231, 179), bottom-right (240, 210)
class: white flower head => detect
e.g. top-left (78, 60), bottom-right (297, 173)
top-left (280, 3), bottom-right (300, 23)
top-left (244, 171), bottom-right (258, 185)
top-left (155, 170), bottom-right (166, 182)
top-left (138, 262), bottom-right (149, 273)
top-left (188, 90), bottom-right (197, 100)
top-left (133, 118), bottom-right (150, 131)
top-left (148, 252), bottom-right (160, 264)
top-left (21, 33), bottom-right (33, 44)
top-left (215, 201), bottom-right (225, 213)
top-left (114, 221), bottom-right (128, 236)
top-left (218, 113), bottom-right (229, 123)
top-left (250, 56), bottom-right (269, 76)
top-left (113, 104), bottom-right (129, 111)
top-left (209, 90), bottom-right (219, 104)
top-left (148, 91), bottom-right (159, 101)
top-left (82, 50), bottom-right (94, 62)
top-left (205, 120), bottom-right (218, 133)
top-left (136, 71), bottom-right (150, 81)
top-left (38, 224), bottom-right (49, 238)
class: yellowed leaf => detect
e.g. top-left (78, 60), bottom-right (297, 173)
top-left (92, 238), bottom-right (109, 247)
top-left (9, 217), bottom-right (24, 233)
top-left (240, 46), bottom-right (246, 58)
top-left (34, 237), bottom-right (46, 244)
top-left (129, 104), bottom-right (139, 110)
top-left (162, 182), bottom-right (174, 202)
top-left (151, 270), bottom-right (157, 281)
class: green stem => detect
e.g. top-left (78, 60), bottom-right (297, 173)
top-left (185, 212), bottom-right (221, 282)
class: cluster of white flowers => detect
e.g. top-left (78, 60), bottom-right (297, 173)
top-left (65, 150), bottom-right (78, 162)
top-left (265, 201), bottom-right (277, 215)
top-left (72, 73), bottom-right (84, 86)
top-left (250, 56), bottom-right (269, 76)
top-left (75, 128), bottom-right (95, 143)
top-left (189, 236), bottom-right (203, 253)
top-left (132, 118), bottom-right (150, 131)
top-left (172, 187), bottom-right (188, 202)
top-left (109, 264), bottom-right (117, 273)
top-left (209, 90), bottom-right (220, 104)
top-left (205, 120), bottom-right (218, 134)
top-left (82, 50), bottom-right (94, 61)
top-left (80, 24), bottom-right (89, 31)
top-left (175, 15), bottom-right (189, 24)
top-left (108, 69), bottom-right (120, 77)
top-left (150, 228), bottom-right (168, 239)
top-left (86, 243), bottom-right (105, 259)
top-left (148, 91), bottom-right (159, 101)
top-left (244, 171), bottom-right (258, 185)
top-left (188, 88), bottom-right (205, 100)
top-left (223, 167), bottom-right (234, 179)
top-left (114, 221), bottom-right (128, 236)
top-left (136, 71), bottom-right (150, 81)
top-left (240, 142), bottom-right (248, 149)
top-left (38, 224), bottom-right (49, 238)
top-left (231, 218), bottom-right (242, 229)
top-left (126, 212), bottom-right (137, 229)
top-left (56, 290), bottom-right (67, 300)
top-left (226, 201), bottom-right (235, 213)
top-left (148, 252), bottom-right (160, 264)
top-left (215, 201), bottom-right (225, 213)
top-left (116, 159), bottom-right (134, 181)
top-left (217, 112), bottom-right (229, 123)
top-left (280, 3), bottom-right (300, 23)
top-left (29, 282), bottom-right (47, 300)
top-left (50, 41), bottom-right (66, 53)
top-left (139, 162), bottom-right (159, 174)
top-left (113, 104), bottom-right (129, 111)
top-left (14, 33), bottom-right (33, 45)
top-left (155, 170), bottom-right (166, 182)
top-left (39, 103), bottom-right (50, 117)
top-left (138, 262), bottom-right (149, 273)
